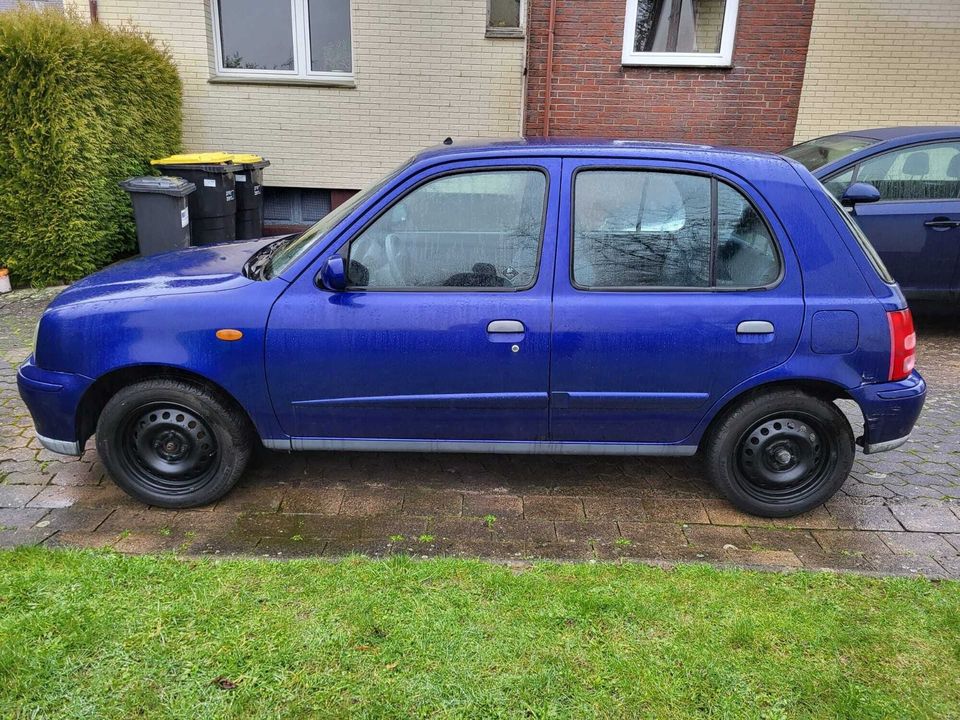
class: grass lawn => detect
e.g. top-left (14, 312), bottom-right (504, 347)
top-left (0, 549), bottom-right (958, 719)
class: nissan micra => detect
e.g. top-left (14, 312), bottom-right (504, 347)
top-left (18, 140), bottom-right (926, 517)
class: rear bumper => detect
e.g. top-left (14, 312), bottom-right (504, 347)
top-left (16, 355), bottom-right (92, 456)
top-left (849, 371), bottom-right (926, 454)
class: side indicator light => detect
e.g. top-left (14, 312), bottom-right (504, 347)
top-left (216, 329), bottom-right (243, 342)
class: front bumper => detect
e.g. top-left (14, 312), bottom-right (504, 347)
top-left (16, 355), bottom-right (93, 456)
top-left (849, 371), bottom-right (926, 454)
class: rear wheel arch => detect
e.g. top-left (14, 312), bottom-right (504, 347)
top-left (701, 378), bottom-right (864, 448)
top-left (75, 365), bottom-right (256, 448)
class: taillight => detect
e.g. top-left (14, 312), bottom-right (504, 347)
top-left (887, 309), bottom-right (916, 381)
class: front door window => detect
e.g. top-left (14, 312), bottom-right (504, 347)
top-left (346, 170), bottom-right (547, 290)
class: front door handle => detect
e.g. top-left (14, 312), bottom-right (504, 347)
top-left (487, 320), bottom-right (525, 334)
top-left (737, 320), bottom-right (774, 334)
top-left (923, 217), bottom-right (960, 229)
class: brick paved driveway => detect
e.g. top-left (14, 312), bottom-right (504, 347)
top-left (3, 287), bottom-right (959, 577)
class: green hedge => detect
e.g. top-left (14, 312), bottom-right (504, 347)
top-left (0, 8), bottom-right (181, 286)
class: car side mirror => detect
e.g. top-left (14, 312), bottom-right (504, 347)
top-left (318, 255), bottom-right (347, 291)
top-left (840, 182), bottom-right (881, 208)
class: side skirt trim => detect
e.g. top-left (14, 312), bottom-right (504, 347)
top-left (262, 437), bottom-right (697, 456)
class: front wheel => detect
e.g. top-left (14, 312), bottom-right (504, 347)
top-left (96, 378), bottom-right (252, 508)
top-left (704, 389), bottom-right (854, 518)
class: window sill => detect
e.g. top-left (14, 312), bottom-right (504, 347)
top-left (485, 27), bottom-right (524, 39)
top-left (208, 74), bottom-right (356, 89)
top-left (621, 52), bottom-right (733, 68)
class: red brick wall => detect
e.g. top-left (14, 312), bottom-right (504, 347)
top-left (523, 0), bottom-right (816, 151)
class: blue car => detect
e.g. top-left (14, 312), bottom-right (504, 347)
top-left (783, 126), bottom-right (960, 308)
top-left (18, 140), bottom-right (925, 517)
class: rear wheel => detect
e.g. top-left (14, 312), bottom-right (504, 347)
top-left (96, 378), bottom-right (251, 508)
top-left (704, 389), bottom-right (854, 517)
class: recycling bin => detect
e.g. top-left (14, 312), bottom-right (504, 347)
top-left (226, 153), bottom-right (271, 240)
top-left (151, 153), bottom-right (242, 245)
top-left (119, 176), bottom-right (196, 256)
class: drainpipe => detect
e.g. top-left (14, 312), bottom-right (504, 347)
top-left (542, 0), bottom-right (557, 137)
top-left (88, 0), bottom-right (99, 22)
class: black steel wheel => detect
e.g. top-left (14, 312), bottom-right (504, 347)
top-left (704, 389), bottom-right (854, 517)
top-left (97, 378), bottom-right (252, 508)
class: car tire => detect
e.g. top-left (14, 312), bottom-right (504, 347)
top-left (96, 378), bottom-right (252, 508)
top-left (704, 389), bottom-right (854, 518)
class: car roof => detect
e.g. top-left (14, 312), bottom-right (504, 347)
top-left (411, 137), bottom-right (784, 167)
top-left (823, 126), bottom-right (960, 142)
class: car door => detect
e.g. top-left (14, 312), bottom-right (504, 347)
top-left (835, 141), bottom-right (960, 298)
top-left (550, 159), bottom-right (804, 445)
top-left (265, 159), bottom-right (559, 446)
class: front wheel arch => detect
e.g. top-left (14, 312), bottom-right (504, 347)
top-left (75, 365), bottom-right (256, 450)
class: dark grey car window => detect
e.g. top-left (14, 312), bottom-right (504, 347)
top-left (573, 170), bottom-right (779, 289)
top-left (856, 142), bottom-right (960, 201)
top-left (347, 170), bottom-right (547, 290)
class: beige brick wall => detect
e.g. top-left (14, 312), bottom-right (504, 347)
top-left (65, 1), bottom-right (525, 189)
top-left (794, 0), bottom-right (960, 142)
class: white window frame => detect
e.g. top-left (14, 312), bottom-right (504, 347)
top-left (486, 0), bottom-right (526, 38)
top-left (621, 0), bottom-right (739, 67)
top-left (211, 0), bottom-right (354, 84)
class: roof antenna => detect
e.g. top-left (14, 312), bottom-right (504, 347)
top-left (442, 136), bottom-right (453, 145)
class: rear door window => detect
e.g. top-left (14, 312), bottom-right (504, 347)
top-left (572, 169), bottom-right (780, 289)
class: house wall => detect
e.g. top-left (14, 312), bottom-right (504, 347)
top-left (64, 0), bottom-right (526, 189)
top-left (523, 0), bottom-right (815, 151)
top-left (794, 0), bottom-right (960, 142)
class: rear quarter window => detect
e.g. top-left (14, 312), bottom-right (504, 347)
top-left (820, 183), bottom-right (895, 284)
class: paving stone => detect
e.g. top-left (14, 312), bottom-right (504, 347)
top-left (683, 524), bottom-right (752, 549)
top-left (257, 537), bottom-right (328, 558)
top-left (38, 507), bottom-right (112, 533)
top-left (402, 490), bottom-right (462, 517)
top-left (339, 488), bottom-right (403, 516)
top-left (525, 541), bottom-right (594, 561)
top-left (582, 496), bottom-right (646, 521)
top-left (43, 530), bottom-right (119, 550)
top-left (744, 527), bottom-right (822, 555)
top-left (490, 517), bottom-right (556, 543)
top-left (0, 484), bottom-right (39, 508)
top-left (0, 527), bottom-right (56, 547)
top-left (825, 501), bottom-right (903, 531)
top-left (889, 503), bottom-right (960, 533)
top-left (363, 515), bottom-right (430, 541)
top-left (878, 531), bottom-right (959, 558)
top-left (616, 522), bottom-right (689, 552)
top-left (702, 500), bottom-right (839, 530)
top-left (641, 497), bottom-right (709, 524)
top-left (214, 483), bottom-right (286, 513)
top-left (812, 530), bottom-right (892, 556)
top-left (277, 486), bottom-right (343, 514)
top-left (866, 554), bottom-right (949, 579)
top-left (555, 520), bottom-right (618, 543)
top-left (0, 506), bottom-right (49, 529)
top-left (523, 495), bottom-right (584, 520)
top-left (462, 493), bottom-right (523, 518)
top-left (943, 533), bottom-right (960, 552)
top-left (99, 509), bottom-right (179, 534)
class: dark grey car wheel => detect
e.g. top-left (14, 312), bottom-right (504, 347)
top-left (704, 389), bottom-right (854, 518)
top-left (96, 378), bottom-right (251, 508)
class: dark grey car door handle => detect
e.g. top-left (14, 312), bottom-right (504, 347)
top-left (487, 320), bottom-right (525, 334)
top-left (923, 218), bottom-right (960, 229)
top-left (737, 320), bottom-right (774, 334)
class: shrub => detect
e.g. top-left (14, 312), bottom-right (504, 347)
top-left (0, 8), bottom-right (181, 286)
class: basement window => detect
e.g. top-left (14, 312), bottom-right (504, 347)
top-left (621, 0), bottom-right (739, 67)
top-left (212, 0), bottom-right (353, 84)
top-left (263, 187), bottom-right (333, 227)
top-left (487, 0), bottom-right (524, 38)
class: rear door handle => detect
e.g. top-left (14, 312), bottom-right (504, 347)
top-left (923, 217), bottom-right (960, 229)
top-left (737, 320), bottom-right (774, 334)
top-left (487, 320), bottom-right (525, 334)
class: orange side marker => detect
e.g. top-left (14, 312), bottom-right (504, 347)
top-left (216, 329), bottom-right (243, 341)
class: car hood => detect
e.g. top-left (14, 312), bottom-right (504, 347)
top-left (48, 238), bottom-right (275, 308)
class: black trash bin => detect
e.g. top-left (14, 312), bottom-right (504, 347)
top-left (151, 153), bottom-right (242, 245)
top-left (119, 176), bottom-right (196, 256)
top-left (227, 154), bottom-right (271, 240)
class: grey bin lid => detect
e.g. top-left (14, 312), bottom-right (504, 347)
top-left (120, 176), bottom-right (196, 197)
top-left (152, 162), bottom-right (244, 174)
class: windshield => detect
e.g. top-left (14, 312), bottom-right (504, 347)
top-left (264, 166), bottom-right (404, 279)
top-left (782, 135), bottom-right (878, 172)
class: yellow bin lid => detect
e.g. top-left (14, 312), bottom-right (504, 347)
top-left (151, 151), bottom-right (233, 166)
top-left (224, 152), bottom-right (265, 164)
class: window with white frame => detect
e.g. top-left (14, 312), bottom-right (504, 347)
top-left (212, 0), bottom-right (352, 82)
top-left (621, 0), bottom-right (738, 67)
top-left (487, 0), bottom-right (524, 37)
